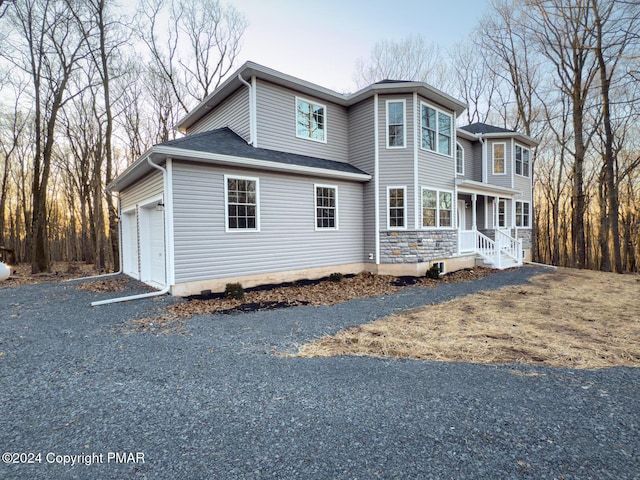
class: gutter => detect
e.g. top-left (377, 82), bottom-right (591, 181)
top-left (238, 73), bottom-right (256, 146)
top-left (90, 158), bottom-right (171, 306)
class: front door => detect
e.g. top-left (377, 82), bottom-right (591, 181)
top-left (458, 200), bottom-right (467, 230)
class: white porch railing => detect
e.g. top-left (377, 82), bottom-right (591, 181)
top-left (459, 229), bottom-right (523, 269)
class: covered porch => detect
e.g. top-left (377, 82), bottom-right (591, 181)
top-left (455, 179), bottom-right (524, 269)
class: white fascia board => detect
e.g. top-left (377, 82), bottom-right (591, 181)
top-left (455, 179), bottom-right (521, 197)
top-left (151, 146), bottom-right (372, 182)
top-left (479, 131), bottom-right (539, 147)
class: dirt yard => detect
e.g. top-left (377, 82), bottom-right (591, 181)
top-left (294, 268), bottom-right (640, 369)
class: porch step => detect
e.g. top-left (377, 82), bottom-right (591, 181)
top-left (475, 254), bottom-right (521, 270)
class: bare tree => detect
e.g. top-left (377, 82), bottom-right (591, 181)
top-left (2, 0), bottom-right (90, 273)
top-left (353, 35), bottom-right (445, 88)
top-left (137, 0), bottom-right (247, 116)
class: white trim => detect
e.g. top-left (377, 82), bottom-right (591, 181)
top-left (165, 158), bottom-right (176, 285)
top-left (224, 174), bottom-right (261, 232)
top-left (510, 138), bottom-right (515, 188)
top-left (455, 141), bottom-right (465, 176)
top-left (386, 186), bottom-right (407, 230)
top-left (413, 92), bottom-right (419, 230)
top-left (515, 200), bottom-right (532, 228)
top-left (515, 143), bottom-right (531, 178)
top-left (385, 99), bottom-right (406, 149)
top-left (295, 95), bottom-right (327, 144)
top-left (420, 187), bottom-right (454, 229)
top-left (492, 142), bottom-right (507, 176)
top-left (374, 94), bottom-right (380, 264)
top-left (419, 100), bottom-right (453, 157)
top-left (314, 183), bottom-right (339, 231)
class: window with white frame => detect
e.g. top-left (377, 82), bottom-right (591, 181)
top-left (422, 188), bottom-right (453, 228)
top-left (516, 200), bottom-right (530, 227)
top-left (226, 176), bottom-right (259, 231)
top-left (315, 185), bottom-right (337, 229)
top-left (386, 100), bottom-right (405, 148)
top-left (296, 97), bottom-right (326, 142)
top-left (515, 144), bottom-right (530, 177)
top-left (387, 187), bottom-right (406, 228)
top-left (421, 103), bottom-right (452, 156)
top-left (456, 142), bottom-right (464, 175)
top-left (493, 143), bottom-right (506, 175)
top-left (496, 199), bottom-right (506, 228)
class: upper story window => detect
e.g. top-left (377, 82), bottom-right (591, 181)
top-left (225, 175), bottom-right (259, 231)
top-left (315, 185), bottom-right (337, 229)
top-left (456, 142), bottom-right (464, 175)
top-left (386, 100), bottom-right (405, 148)
top-left (515, 144), bottom-right (531, 177)
top-left (493, 143), bottom-right (506, 175)
top-left (387, 187), bottom-right (406, 229)
top-left (296, 97), bottom-right (326, 143)
top-left (422, 188), bottom-right (453, 228)
top-left (421, 103), bottom-right (452, 156)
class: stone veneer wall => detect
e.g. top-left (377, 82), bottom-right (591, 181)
top-left (380, 230), bottom-right (457, 264)
top-left (480, 228), bottom-right (532, 250)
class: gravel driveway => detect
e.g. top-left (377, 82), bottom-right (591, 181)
top-left (1, 267), bottom-right (638, 479)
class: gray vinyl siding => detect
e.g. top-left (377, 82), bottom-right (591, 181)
top-left (471, 142), bottom-right (483, 182)
top-left (378, 95), bottom-right (415, 229)
top-left (486, 139), bottom-right (512, 188)
top-left (348, 99), bottom-right (376, 260)
top-left (456, 137), bottom-right (474, 180)
top-left (120, 171), bottom-right (163, 211)
top-left (186, 87), bottom-right (250, 140)
top-left (514, 174), bottom-right (532, 202)
top-left (171, 161), bottom-right (364, 283)
top-left (255, 79), bottom-right (349, 162)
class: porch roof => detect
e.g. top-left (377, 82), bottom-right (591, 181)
top-left (456, 179), bottom-right (522, 197)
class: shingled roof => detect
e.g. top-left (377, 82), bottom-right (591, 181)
top-left (459, 123), bottom-right (517, 135)
top-left (159, 128), bottom-right (368, 176)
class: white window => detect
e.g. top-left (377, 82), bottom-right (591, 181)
top-left (387, 187), bottom-right (406, 229)
top-left (296, 97), bottom-right (326, 143)
top-left (225, 175), bottom-right (259, 231)
top-left (456, 142), bottom-right (464, 175)
top-left (496, 199), bottom-right (507, 228)
top-left (422, 188), bottom-right (453, 228)
top-left (515, 144), bottom-right (530, 177)
top-left (386, 100), bottom-right (405, 148)
top-left (516, 201), bottom-right (531, 227)
top-left (493, 143), bottom-right (506, 175)
top-left (315, 185), bottom-right (337, 230)
top-left (420, 103), bottom-right (452, 156)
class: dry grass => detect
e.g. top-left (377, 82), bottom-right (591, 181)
top-left (0, 262), bottom-right (102, 287)
top-left (294, 268), bottom-right (640, 369)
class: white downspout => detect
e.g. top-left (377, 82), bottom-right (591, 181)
top-left (374, 93), bottom-right (380, 265)
top-left (238, 73), bottom-right (256, 147)
top-left (67, 194), bottom-right (123, 282)
top-left (91, 158), bottom-right (171, 306)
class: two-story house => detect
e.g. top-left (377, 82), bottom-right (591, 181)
top-left (108, 62), bottom-right (537, 296)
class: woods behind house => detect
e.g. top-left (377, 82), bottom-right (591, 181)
top-left (0, 0), bottom-right (638, 273)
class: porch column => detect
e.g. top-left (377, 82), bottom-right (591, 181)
top-left (471, 194), bottom-right (477, 231)
top-left (494, 196), bottom-right (499, 229)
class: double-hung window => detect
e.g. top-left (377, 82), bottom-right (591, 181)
top-left (296, 97), bottom-right (326, 142)
top-left (515, 144), bottom-right (530, 177)
top-left (420, 103), bottom-right (452, 156)
top-left (493, 143), bottom-right (506, 175)
top-left (387, 187), bottom-right (406, 229)
top-left (386, 100), bottom-right (405, 148)
top-left (496, 199), bottom-right (507, 228)
top-left (315, 185), bottom-right (337, 229)
top-left (515, 201), bottom-right (530, 227)
top-left (422, 188), bottom-right (453, 228)
top-left (456, 142), bottom-right (464, 175)
top-left (225, 176), bottom-right (259, 231)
